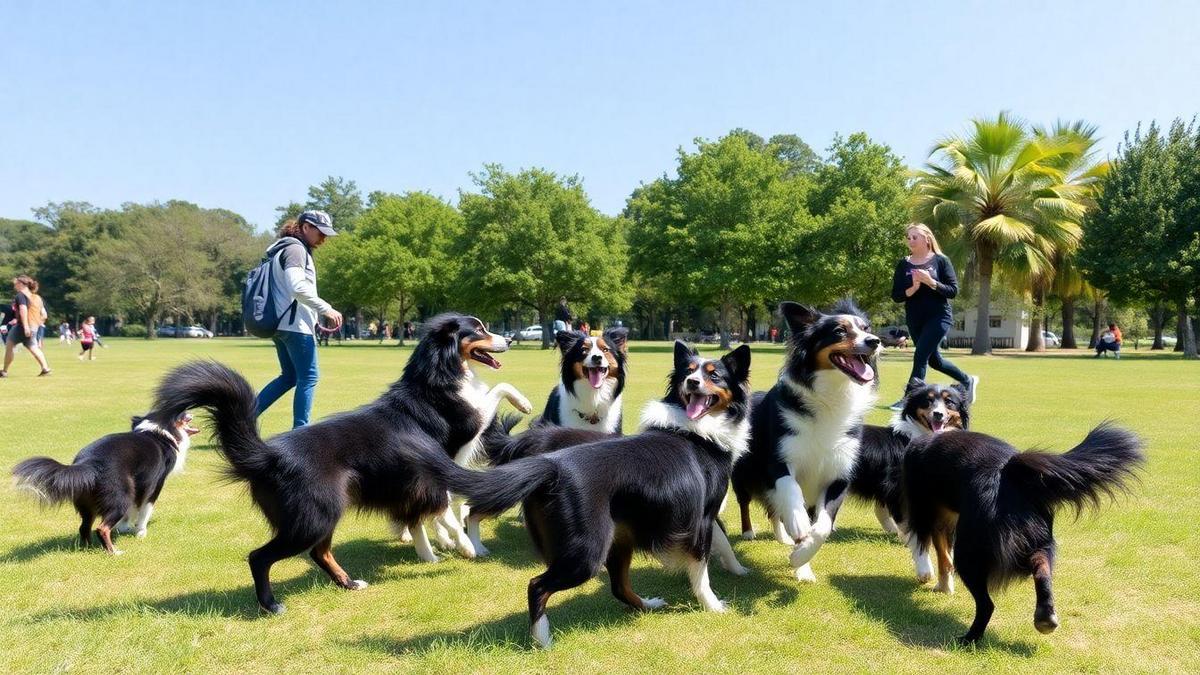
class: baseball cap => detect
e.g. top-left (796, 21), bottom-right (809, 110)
top-left (298, 210), bottom-right (337, 236)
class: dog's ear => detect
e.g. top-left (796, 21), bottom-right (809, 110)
top-left (603, 327), bottom-right (629, 354)
top-left (130, 415), bottom-right (145, 431)
top-left (673, 340), bottom-right (696, 372)
top-left (950, 383), bottom-right (971, 428)
top-left (555, 330), bottom-right (581, 352)
top-left (779, 301), bottom-right (821, 334)
top-left (829, 297), bottom-right (865, 320)
top-left (904, 377), bottom-right (926, 397)
top-left (721, 344), bottom-right (752, 383)
top-left (424, 314), bottom-right (461, 339)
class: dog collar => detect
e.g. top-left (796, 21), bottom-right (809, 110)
top-left (573, 409), bottom-right (601, 425)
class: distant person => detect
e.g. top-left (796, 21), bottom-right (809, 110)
top-left (554, 296), bottom-right (573, 333)
top-left (403, 321), bottom-right (415, 340)
top-left (888, 223), bottom-right (976, 411)
top-left (1095, 322), bottom-right (1123, 359)
top-left (59, 320), bottom-right (73, 344)
top-left (254, 211), bottom-right (343, 428)
top-left (78, 316), bottom-right (99, 361)
top-left (32, 282), bottom-right (48, 347)
top-left (1, 275), bottom-right (52, 377)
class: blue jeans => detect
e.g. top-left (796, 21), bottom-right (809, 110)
top-left (255, 330), bottom-right (318, 428)
top-left (908, 315), bottom-right (969, 385)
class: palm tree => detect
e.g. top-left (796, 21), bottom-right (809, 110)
top-left (912, 112), bottom-right (1089, 354)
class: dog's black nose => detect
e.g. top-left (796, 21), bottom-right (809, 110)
top-left (591, 354), bottom-right (603, 364)
top-left (865, 337), bottom-right (881, 349)
top-left (686, 379), bottom-right (700, 391)
top-left (932, 411), bottom-right (944, 421)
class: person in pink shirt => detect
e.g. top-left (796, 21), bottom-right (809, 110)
top-left (78, 316), bottom-right (99, 361)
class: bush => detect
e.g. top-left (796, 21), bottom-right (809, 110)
top-left (118, 324), bottom-right (148, 338)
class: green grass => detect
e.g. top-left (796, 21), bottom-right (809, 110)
top-left (2, 338), bottom-right (1198, 673)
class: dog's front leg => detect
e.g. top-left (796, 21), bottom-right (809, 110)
top-left (709, 522), bottom-right (748, 575)
top-left (789, 480), bottom-right (848, 572)
top-left (485, 383), bottom-right (532, 415)
top-left (768, 476), bottom-right (811, 543)
top-left (436, 497), bottom-right (477, 559)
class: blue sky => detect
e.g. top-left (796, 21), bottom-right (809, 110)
top-left (3, 2), bottom-right (1198, 231)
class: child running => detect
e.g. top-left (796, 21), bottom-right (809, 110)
top-left (78, 316), bottom-right (98, 361)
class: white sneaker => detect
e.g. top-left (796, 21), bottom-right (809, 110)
top-left (968, 375), bottom-right (980, 404)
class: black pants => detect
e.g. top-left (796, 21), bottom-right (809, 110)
top-left (908, 315), bottom-right (969, 384)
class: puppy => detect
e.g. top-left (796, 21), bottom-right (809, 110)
top-left (13, 412), bottom-right (198, 554)
top-left (430, 341), bottom-right (751, 647)
top-left (902, 423), bottom-right (1143, 643)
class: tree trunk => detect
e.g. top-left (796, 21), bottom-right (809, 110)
top-left (1181, 302), bottom-right (1198, 359)
top-left (1025, 285), bottom-right (1045, 352)
top-left (719, 300), bottom-right (732, 350)
top-left (540, 308), bottom-right (553, 349)
top-left (145, 315), bottom-right (155, 339)
top-left (744, 305), bottom-right (756, 343)
top-left (1175, 311), bottom-right (1186, 352)
top-left (1151, 304), bottom-right (1165, 350)
top-left (1089, 297), bottom-right (1104, 348)
top-left (971, 246), bottom-right (994, 355)
top-left (1061, 297), bottom-right (1077, 349)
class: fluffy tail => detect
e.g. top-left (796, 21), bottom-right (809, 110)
top-left (1005, 422), bottom-right (1145, 515)
top-left (481, 413), bottom-right (523, 465)
top-left (420, 446), bottom-right (557, 517)
top-left (152, 360), bottom-right (274, 482)
top-left (12, 457), bottom-right (96, 504)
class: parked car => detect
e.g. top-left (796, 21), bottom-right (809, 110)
top-left (156, 325), bottom-right (177, 338)
top-left (1042, 330), bottom-right (1061, 347)
top-left (156, 325), bottom-right (213, 338)
top-left (516, 325), bottom-right (543, 341)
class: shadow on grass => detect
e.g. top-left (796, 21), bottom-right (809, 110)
top-left (830, 525), bottom-right (901, 546)
top-left (1, 534), bottom-right (90, 563)
top-left (828, 573), bottom-right (1038, 655)
top-left (348, 558), bottom-right (796, 655)
top-left (22, 536), bottom-right (451, 622)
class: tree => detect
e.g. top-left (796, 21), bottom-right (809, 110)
top-left (913, 112), bottom-right (1092, 354)
top-left (626, 133), bottom-right (808, 348)
top-left (275, 176), bottom-right (364, 232)
top-left (0, 218), bottom-right (51, 282)
top-left (1080, 120), bottom-right (1200, 359)
top-left (321, 192), bottom-right (464, 345)
top-left (456, 166), bottom-right (631, 348)
top-left (768, 134), bottom-right (822, 176)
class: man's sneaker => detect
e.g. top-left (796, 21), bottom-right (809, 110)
top-left (967, 375), bottom-right (980, 404)
top-left (888, 399), bottom-right (904, 412)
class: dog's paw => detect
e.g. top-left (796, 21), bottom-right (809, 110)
top-left (346, 580), bottom-right (369, 591)
top-left (914, 553), bottom-right (934, 584)
top-left (511, 394), bottom-right (533, 414)
top-left (740, 528), bottom-right (755, 541)
top-left (261, 601), bottom-right (286, 615)
top-left (397, 528), bottom-right (413, 544)
top-left (1034, 607), bottom-right (1059, 634)
top-left (932, 579), bottom-right (954, 594)
top-left (782, 509), bottom-right (811, 542)
top-left (788, 536), bottom-right (820, 569)
top-left (135, 528), bottom-right (148, 539)
top-left (470, 542), bottom-right (490, 558)
top-left (725, 562), bottom-right (750, 577)
top-left (794, 564), bottom-right (817, 583)
top-left (641, 597), bottom-right (667, 610)
top-left (111, 549), bottom-right (125, 556)
top-left (703, 598), bottom-right (727, 613)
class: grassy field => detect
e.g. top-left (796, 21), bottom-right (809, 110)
top-left (1, 337), bottom-right (1197, 673)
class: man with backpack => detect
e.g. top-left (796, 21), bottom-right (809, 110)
top-left (249, 210), bottom-right (343, 428)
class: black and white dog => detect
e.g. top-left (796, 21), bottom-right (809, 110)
top-left (731, 300), bottom-right (880, 581)
top-left (150, 314), bottom-right (530, 614)
top-left (431, 341), bottom-right (751, 648)
top-left (13, 412), bottom-right (199, 554)
top-left (534, 328), bottom-right (628, 433)
top-left (902, 423), bottom-right (1142, 643)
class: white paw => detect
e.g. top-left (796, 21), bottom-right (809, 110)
top-left (915, 553), bottom-right (934, 584)
top-left (794, 564), bottom-right (817, 583)
top-left (880, 518), bottom-right (900, 535)
top-left (704, 598), bottom-right (727, 613)
top-left (398, 529), bottom-right (413, 544)
top-left (641, 597), bottom-right (667, 610)
top-left (789, 536), bottom-right (820, 568)
top-left (933, 576), bottom-right (954, 594)
top-left (512, 395), bottom-right (533, 414)
top-left (135, 528), bottom-right (148, 539)
top-left (532, 616), bottom-right (552, 649)
top-left (740, 529), bottom-right (755, 541)
top-left (725, 562), bottom-right (750, 577)
top-left (347, 579), bottom-right (369, 590)
top-left (112, 549), bottom-right (125, 556)
top-left (783, 510), bottom-right (810, 541)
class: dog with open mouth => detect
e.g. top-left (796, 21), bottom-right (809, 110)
top-left (148, 313), bottom-right (531, 614)
top-left (730, 300), bottom-right (881, 581)
top-left (426, 340), bottom-right (751, 648)
top-left (535, 327), bottom-right (629, 433)
top-left (13, 412), bottom-right (199, 554)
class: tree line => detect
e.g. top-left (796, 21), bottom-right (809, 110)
top-left (1, 117), bottom-right (1196, 357)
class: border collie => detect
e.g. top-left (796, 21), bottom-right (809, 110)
top-left (854, 377), bottom-right (971, 537)
top-left (13, 412), bottom-right (199, 554)
top-left (902, 423), bottom-right (1143, 644)
top-left (731, 300), bottom-right (880, 581)
top-left (150, 314), bottom-right (530, 614)
top-left (534, 328), bottom-right (628, 433)
top-left (430, 341), bottom-right (751, 648)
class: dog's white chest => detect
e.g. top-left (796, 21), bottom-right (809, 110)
top-left (776, 373), bottom-right (875, 506)
top-left (558, 380), bottom-right (621, 433)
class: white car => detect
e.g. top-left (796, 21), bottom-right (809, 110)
top-left (516, 325), bottom-right (543, 341)
top-left (1042, 331), bottom-right (1061, 347)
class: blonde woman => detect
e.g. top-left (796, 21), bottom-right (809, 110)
top-left (887, 224), bottom-right (976, 410)
top-left (1, 275), bottom-right (52, 377)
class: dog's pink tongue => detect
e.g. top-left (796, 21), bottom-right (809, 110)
top-left (685, 394), bottom-right (708, 420)
top-left (587, 367), bottom-right (605, 389)
top-left (850, 357), bottom-right (873, 381)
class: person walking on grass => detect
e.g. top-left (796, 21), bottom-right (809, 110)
top-left (78, 316), bottom-right (98, 361)
top-left (887, 223), bottom-right (977, 411)
top-left (59, 320), bottom-right (73, 345)
top-left (254, 210), bottom-right (343, 429)
top-left (1, 275), bottom-right (52, 378)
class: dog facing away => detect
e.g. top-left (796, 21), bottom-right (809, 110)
top-left (731, 300), bottom-right (881, 581)
top-left (13, 412), bottom-right (198, 554)
top-left (429, 341), bottom-right (751, 648)
top-left (534, 327), bottom-right (629, 433)
top-left (150, 314), bottom-right (530, 614)
top-left (902, 423), bottom-right (1143, 644)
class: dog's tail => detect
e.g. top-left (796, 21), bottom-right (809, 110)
top-left (152, 360), bottom-right (273, 482)
top-left (1005, 422), bottom-right (1144, 516)
top-left (481, 413), bottom-right (524, 465)
top-left (12, 457), bottom-right (97, 504)
top-left (420, 446), bottom-right (557, 518)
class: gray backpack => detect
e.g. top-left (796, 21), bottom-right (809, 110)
top-left (242, 238), bottom-right (301, 338)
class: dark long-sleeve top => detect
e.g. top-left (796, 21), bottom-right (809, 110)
top-left (891, 254), bottom-right (958, 322)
